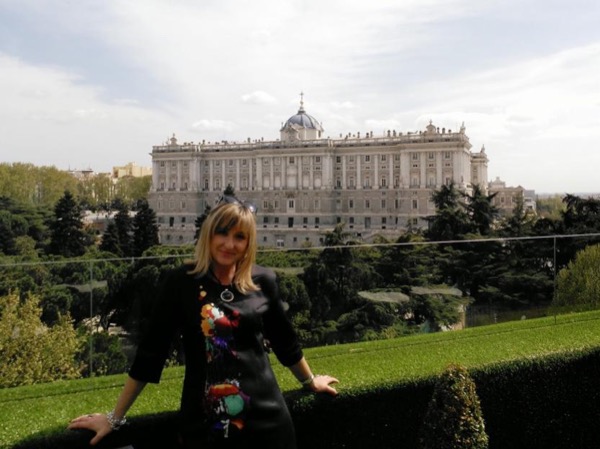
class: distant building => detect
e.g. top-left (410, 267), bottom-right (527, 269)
top-left (67, 163), bottom-right (151, 182)
top-left (67, 168), bottom-right (95, 180)
top-left (488, 177), bottom-right (537, 214)
top-left (112, 162), bottom-right (152, 179)
top-left (147, 97), bottom-right (530, 248)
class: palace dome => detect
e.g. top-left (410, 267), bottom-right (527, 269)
top-left (279, 95), bottom-right (324, 142)
top-left (282, 105), bottom-right (323, 131)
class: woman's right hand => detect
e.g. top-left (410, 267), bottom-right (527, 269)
top-left (68, 413), bottom-right (112, 445)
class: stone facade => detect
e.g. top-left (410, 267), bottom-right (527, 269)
top-left (488, 176), bottom-right (536, 215)
top-left (148, 104), bottom-right (493, 248)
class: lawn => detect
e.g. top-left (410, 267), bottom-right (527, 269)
top-left (2, 310), bottom-right (600, 448)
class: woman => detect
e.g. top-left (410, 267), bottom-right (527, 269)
top-left (69, 197), bottom-right (339, 448)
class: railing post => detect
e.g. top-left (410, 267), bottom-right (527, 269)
top-left (89, 260), bottom-right (94, 376)
top-left (553, 236), bottom-right (557, 324)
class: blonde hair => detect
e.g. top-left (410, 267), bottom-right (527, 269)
top-left (188, 202), bottom-right (258, 293)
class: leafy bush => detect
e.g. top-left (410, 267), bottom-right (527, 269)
top-left (0, 291), bottom-right (82, 387)
top-left (419, 363), bottom-right (488, 449)
top-left (554, 243), bottom-right (600, 310)
top-left (77, 331), bottom-right (129, 377)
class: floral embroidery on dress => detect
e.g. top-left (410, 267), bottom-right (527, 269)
top-left (199, 286), bottom-right (250, 439)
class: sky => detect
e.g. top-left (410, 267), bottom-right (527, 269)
top-left (1, 0), bottom-right (599, 194)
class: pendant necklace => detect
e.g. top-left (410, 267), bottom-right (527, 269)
top-left (220, 288), bottom-right (235, 303)
top-left (209, 268), bottom-right (235, 303)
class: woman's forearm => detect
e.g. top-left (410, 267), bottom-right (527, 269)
top-left (287, 357), bottom-right (339, 396)
top-left (112, 376), bottom-right (147, 420)
top-left (288, 357), bottom-right (313, 384)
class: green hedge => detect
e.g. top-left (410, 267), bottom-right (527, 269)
top-left (11, 347), bottom-right (600, 449)
top-left (6, 311), bottom-right (600, 449)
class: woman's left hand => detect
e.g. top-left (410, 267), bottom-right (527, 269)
top-left (67, 413), bottom-right (113, 445)
top-left (306, 374), bottom-right (339, 396)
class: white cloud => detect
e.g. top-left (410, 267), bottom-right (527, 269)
top-left (1, 1), bottom-right (600, 191)
top-left (0, 52), bottom-right (172, 170)
top-left (191, 119), bottom-right (235, 133)
top-left (241, 91), bottom-right (278, 105)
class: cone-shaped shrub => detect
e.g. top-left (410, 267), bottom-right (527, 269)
top-left (419, 363), bottom-right (489, 449)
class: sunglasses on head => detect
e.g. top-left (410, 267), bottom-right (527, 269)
top-left (217, 195), bottom-right (257, 214)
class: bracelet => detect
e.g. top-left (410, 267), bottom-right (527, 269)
top-left (106, 410), bottom-right (127, 430)
top-left (300, 374), bottom-right (315, 386)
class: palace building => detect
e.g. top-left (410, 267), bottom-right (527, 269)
top-left (148, 98), bottom-right (530, 248)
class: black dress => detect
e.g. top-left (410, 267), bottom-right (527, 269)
top-left (129, 264), bottom-right (303, 449)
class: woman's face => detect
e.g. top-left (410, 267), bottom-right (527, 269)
top-left (210, 224), bottom-right (249, 269)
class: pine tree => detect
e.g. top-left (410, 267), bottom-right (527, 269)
top-left (465, 185), bottom-right (499, 236)
top-left (425, 182), bottom-right (471, 241)
top-left (100, 222), bottom-right (122, 256)
top-left (114, 203), bottom-right (133, 257)
top-left (47, 190), bottom-right (90, 257)
top-left (132, 200), bottom-right (159, 257)
top-left (0, 210), bottom-right (16, 255)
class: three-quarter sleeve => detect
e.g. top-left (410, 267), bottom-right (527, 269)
top-left (257, 267), bottom-right (304, 367)
top-left (128, 267), bottom-right (184, 383)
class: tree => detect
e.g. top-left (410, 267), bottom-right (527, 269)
top-left (78, 332), bottom-right (128, 377)
top-left (132, 199), bottom-right (159, 256)
top-left (100, 222), bottom-right (122, 256)
top-left (275, 271), bottom-right (313, 344)
top-left (419, 363), bottom-right (489, 449)
top-left (302, 223), bottom-right (378, 321)
top-left (553, 244), bottom-right (600, 311)
top-left (39, 285), bottom-right (75, 325)
top-left (47, 190), bottom-right (92, 257)
top-left (536, 194), bottom-right (564, 220)
top-left (0, 210), bottom-right (17, 255)
top-left (556, 194), bottom-right (600, 270)
top-left (0, 163), bottom-right (78, 208)
top-left (224, 184), bottom-right (235, 196)
top-left (113, 175), bottom-right (152, 206)
top-left (0, 196), bottom-right (52, 246)
top-left (425, 183), bottom-right (471, 241)
top-left (561, 194), bottom-right (600, 231)
top-left (114, 202), bottom-right (133, 257)
top-left (465, 185), bottom-right (499, 236)
top-left (377, 233), bottom-right (442, 288)
top-left (0, 291), bottom-right (82, 387)
top-left (77, 174), bottom-right (114, 210)
top-left (407, 292), bottom-right (465, 332)
top-left (498, 195), bottom-right (534, 237)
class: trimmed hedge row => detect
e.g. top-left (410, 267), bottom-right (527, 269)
top-left (14, 346), bottom-right (600, 449)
